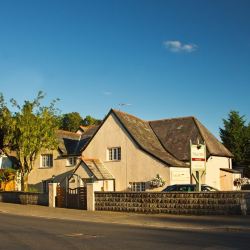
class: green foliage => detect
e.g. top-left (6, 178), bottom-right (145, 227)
top-left (59, 112), bottom-right (83, 132)
top-left (220, 111), bottom-right (250, 166)
top-left (82, 115), bottom-right (102, 126)
top-left (58, 113), bottom-right (102, 131)
top-left (0, 91), bottom-right (59, 190)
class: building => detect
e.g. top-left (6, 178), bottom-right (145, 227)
top-left (79, 109), bottom-right (239, 191)
top-left (28, 127), bottom-right (99, 192)
top-left (28, 109), bottom-right (240, 192)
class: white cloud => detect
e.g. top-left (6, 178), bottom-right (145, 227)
top-left (163, 40), bottom-right (198, 53)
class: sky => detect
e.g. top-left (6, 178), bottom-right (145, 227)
top-left (0, 0), bottom-right (249, 138)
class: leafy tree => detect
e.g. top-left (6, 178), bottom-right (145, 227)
top-left (0, 91), bottom-right (59, 191)
top-left (82, 115), bottom-right (102, 126)
top-left (220, 111), bottom-right (250, 167)
top-left (59, 112), bottom-right (83, 132)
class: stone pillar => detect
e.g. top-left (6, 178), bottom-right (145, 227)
top-left (49, 183), bottom-right (58, 208)
top-left (86, 182), bottom-right (95, 211)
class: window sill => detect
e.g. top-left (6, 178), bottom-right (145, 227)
top-left (39, 167), bottom-right (53, 169)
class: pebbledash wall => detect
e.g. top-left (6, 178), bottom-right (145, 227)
top-left (94, 191), bottom-right (250, 215)
top-left (0, 192), bottom-right (48, 206)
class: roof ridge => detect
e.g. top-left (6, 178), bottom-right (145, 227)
top-left (111, 109), bottom-right (146, 123)
top-left (57, 129), bottom-right (81, 139)
top-left (149, 116), bottom-right (195, 123)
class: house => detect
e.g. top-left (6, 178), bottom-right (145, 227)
top-left (77, 109), bottom-right (239, 191)
top-left (28, 127), bottom-right (99, 192)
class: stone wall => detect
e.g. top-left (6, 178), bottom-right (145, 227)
top-left (0, 191), bottom-right (48, 206)
top-left (95, 191), bottom-right (250, 215)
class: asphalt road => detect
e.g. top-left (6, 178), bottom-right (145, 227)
top-left (0, 213), bottom-right (249, 250)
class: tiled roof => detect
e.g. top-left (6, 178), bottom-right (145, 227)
top-left (194, 118), bottom-right (233, 158)
top-left (150, 117), bottom-right (233, 161)
top-left (112, 110), bottom-right (187, 167)
top-left (111, 109), bottom-right (232, 165)
top-left (56, 127), bottom-right (98, 156)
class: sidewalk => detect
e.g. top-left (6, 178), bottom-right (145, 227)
top-left (0, 202), bottom-right (250, 231)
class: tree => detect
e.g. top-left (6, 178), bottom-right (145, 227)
top-left (0, 91), bottom-right (59, 191)
top-left (59, 112), bottom-right (83, 132)
top-left (220, 111), bottom-right (250, 167)
top-left (82, 115), bottom-right (102, 126)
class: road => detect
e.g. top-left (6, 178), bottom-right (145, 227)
top-left (0, 213), bottom-right (249, 250)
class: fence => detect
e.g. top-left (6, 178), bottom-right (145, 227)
top-left (95, 191), bottom-right (250, 215)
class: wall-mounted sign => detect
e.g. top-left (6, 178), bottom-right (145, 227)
top-left (190, 143), bottom-right (206, 172)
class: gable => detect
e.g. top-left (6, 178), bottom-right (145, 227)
top-left (82, 109), bottom-right (187, 167)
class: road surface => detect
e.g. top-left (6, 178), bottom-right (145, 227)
top-left (0, 213), bottom-right (249, 249)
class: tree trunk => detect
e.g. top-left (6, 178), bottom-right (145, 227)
top-left (21, 173), bottom-right (29, 192)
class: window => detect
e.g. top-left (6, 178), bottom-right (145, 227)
top-left (67, 157), bottom-right (77, 167)
top-left (130, 182), bottom-right (146, 192)
top-left (41, 154), bottom-right (53, 168)
top-left (108, 147), bottom-right (121, 161)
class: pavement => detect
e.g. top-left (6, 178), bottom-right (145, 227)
top-left (0, 202), bottom-right (250, 232)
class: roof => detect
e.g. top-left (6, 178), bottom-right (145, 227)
top-left (150, 117), bottom-right (233, 161)
top-left (220, 168), bottom-right (241, 174)
top-left (81, 109), bottom-right (233, 167)
top-left (76, 158), bottom-right (114, 180)
top-left (56, 127), bottom-right (98, 156)
top-left (112, 110), bottom-right (187, 167)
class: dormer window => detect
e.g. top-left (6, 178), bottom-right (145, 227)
top-left (108, 147), bottom-right (121, 161)
top-left (67, 157), bottom-right (77, 167)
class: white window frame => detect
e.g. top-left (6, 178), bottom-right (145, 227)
top-left (130, 182), bottom-right (146, 192)
top-left (107, 147), bottom-right (121, 161)
top-left (40, 154), bottom-right (53, 168)
top-left (66, 157), bottom-right (77, 167)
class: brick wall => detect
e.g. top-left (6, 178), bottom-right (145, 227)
top-left (0, 192), bottom-right (48, 206)
top-left (95, 191), bottom-right (250, 215)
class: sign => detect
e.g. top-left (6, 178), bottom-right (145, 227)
top-left (190, 143), bottom-right (206, 172)
top-left (171, 168), bottom-right (190, 183)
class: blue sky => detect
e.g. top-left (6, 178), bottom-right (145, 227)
top-left (0, 0), bottom-right (249, 138)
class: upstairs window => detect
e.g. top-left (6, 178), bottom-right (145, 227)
top-left (67, 157), bottom-right (77, 167)
top-left (108, 147), bottom-right (121, 161)
top-left (41, 154), bottom-right (53, 168)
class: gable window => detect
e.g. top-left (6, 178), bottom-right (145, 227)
top-left (41, 154), bottom-right (53, 168)
top-left (67, 157), bottom-right (77, 167)
top-left (130, 182), bottom-right (146, 192)
top-left (108, 147), bottom-right (121, 161)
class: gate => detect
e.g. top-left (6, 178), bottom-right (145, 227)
top-left (56, 186), bottom-right (87, 209)
top-left (56, 173), bottom-right (87, 209)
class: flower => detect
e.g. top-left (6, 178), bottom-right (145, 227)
top-left (150, 174), bottom-right (165, 188)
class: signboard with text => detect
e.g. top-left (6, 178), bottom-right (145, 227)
top-left (190, 144), bottom-right (206, 172)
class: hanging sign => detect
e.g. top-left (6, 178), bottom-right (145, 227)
top-left (190, 143), bottom-right (206, 172)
